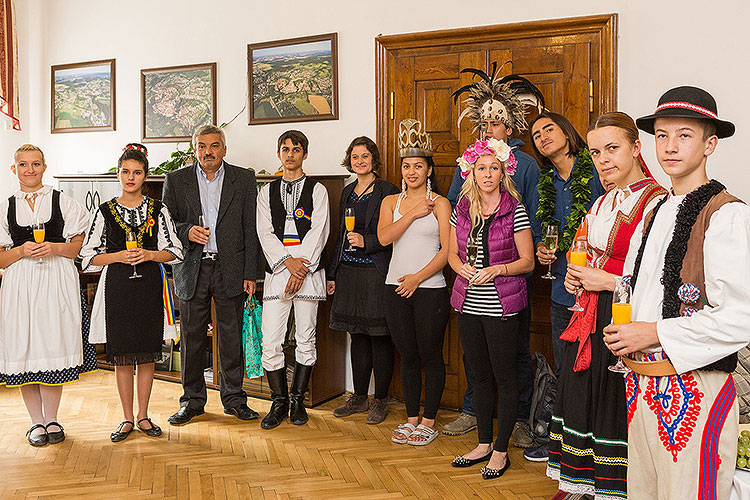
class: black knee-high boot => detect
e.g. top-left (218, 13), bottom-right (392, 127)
top-left (289, 362), bottom-right (313, 425)
top-left (261, 368), bottom-right (289, 430)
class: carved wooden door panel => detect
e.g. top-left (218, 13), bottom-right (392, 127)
top-left (377, 15), bottom-right (617, 409)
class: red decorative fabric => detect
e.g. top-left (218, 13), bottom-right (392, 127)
top-left (560, 289), bottom-right (598, 371)
top-left (0, 0), bottom-right (20, 130)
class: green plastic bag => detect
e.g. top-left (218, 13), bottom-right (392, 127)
top-left (242, 296), bottom-right (263, 378)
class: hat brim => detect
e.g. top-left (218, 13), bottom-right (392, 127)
top-left (636, 109), bottom-right (735, 138)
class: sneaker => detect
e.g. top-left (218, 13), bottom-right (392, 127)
top-left (511, 421), bottom-right (534, 448)
top-left (442, 413), bottom-right (477, 436)
top-left (332, 394), bottom-right (369, 417)
top-left (523, 442), bottom-right (549, 462)
top-left (366, 397), bottom-right (388, 425)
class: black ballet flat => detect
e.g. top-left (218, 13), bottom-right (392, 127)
top-left (26, 424), bottom-right (48, 447)
top-left (45, 421), bottom-right (65, 444)
top-left (481, 456), bottom-right (511, 480)
top-left (451, 450), bottom-right (493, 468)
top-left (137, 417), bottom-right (162, 437)
top-left (110, 421), bottom-right (134, 443)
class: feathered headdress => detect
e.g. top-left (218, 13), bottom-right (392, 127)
top-left (451, 61), bottom-right (545, 134)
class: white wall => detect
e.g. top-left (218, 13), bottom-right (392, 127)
top-left (6, 0), bottom-right (749, 201)
top-left (5, 0), bottom-right (749, 391)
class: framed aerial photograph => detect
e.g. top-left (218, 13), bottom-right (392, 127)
top-left (51, 59), bottom-right (115, 133)
top-left (141, 62), bottom-right (217, 143)
top-left (248, 33), bottom-right (338, 125)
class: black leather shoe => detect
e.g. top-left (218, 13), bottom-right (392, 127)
top-left (481, 456), bottom-right (511, 480)
top-left (261, 368), bottom-right (289, 430)
top-left (137, 417), bottom-right (162, 437)
top-left (289, 362), bottom-right (313, 426)
top-left (451, 450), bottom-right (493, 468)
top-left (167, 406), bottom-right (204, 425)
top-left (110, 421), bottom-right (134, 443)
top-left (224, 404), bottom-right (259, 421)
top-left (26, 424), bottom-right (48, 447)
top-left (45, 421), bottom-right (65, 444)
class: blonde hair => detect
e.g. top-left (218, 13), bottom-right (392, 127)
top-left (458, 155), bottom-right (520, 230)
top-left (14, 144), bottom-right (46, 165)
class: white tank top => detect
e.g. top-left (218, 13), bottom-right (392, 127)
top-left (385, 193), bottom-right (446, 288)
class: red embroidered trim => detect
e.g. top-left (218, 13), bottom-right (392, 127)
top-left (643, 373), bottom-right (704, 463)
top-left (655, 102), bottom-right (718, 120)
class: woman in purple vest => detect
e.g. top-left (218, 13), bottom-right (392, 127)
top-left (448, 138), bottom-right (535, 479)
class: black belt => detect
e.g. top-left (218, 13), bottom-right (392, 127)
top-left (202, 252), bottom-right (218, 260)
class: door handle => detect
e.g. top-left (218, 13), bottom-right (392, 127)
top-left (85, 191), bottom-right (93, 212)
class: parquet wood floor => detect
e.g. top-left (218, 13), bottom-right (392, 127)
top-left (0, 371), bottom-right (558, 499)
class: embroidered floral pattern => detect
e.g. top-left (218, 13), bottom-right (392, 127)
top-left (625, 371), bottom-right (639, 428)
top-left (643, 373), bottom-right (704, 462)
top-left (677, 283), bottom-right (701, 304)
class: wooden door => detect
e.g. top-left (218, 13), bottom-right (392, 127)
top-left (376, 14), bottom-right (617, 409)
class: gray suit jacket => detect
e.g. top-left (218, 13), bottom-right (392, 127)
top-left (162, 161), bottom-right (259, 301)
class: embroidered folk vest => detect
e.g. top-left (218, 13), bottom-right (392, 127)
top-left (8, 190), bottom-right (67, 247)
top-left (267, 177), bottom-right (327, 273)
top-left (640, 187), bottom-right (742, 373)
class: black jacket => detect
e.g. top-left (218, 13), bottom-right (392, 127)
top-left (162, 162), bottom-right (259, 301)
top-left (326, 177), bottom-right (399, 280)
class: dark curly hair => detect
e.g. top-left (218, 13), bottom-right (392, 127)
top-left (118, 143), bottom-right (149, 173)
top-left (341, 136), bottom-right (381, 173)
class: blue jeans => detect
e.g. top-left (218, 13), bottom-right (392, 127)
top-left (461, 297), bottom-right (533, 421)
top-left (550, 301), bottom-right (574, 376)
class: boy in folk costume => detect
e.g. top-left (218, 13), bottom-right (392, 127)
top-left (256, 130), bottom-right (330, 430)
top-left (604, 86), bottom-right (750, 499)
top-left (443, 62), bottom-right (544, 447)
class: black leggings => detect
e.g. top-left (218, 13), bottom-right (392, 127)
top-left (458, 313), bottom-right (519, 452)
top-left (350, 333), bottom-right (395, 399)
top-left (385, 286), bottom-right (449, 420)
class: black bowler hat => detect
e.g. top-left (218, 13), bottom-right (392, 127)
top-left (636, 86), bottom-right (735, 138)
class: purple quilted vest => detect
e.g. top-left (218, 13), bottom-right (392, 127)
top-left (450, 191), bottom-right (527, 316)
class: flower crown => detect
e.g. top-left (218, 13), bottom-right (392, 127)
top-left (456, 138), bottom-right (517, 179)
top-left (123, 144), bottom-right (148, 157)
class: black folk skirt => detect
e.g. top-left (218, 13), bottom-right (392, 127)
top-left (105, 261), bottom-right (164, 366)
top-left (329, 262), bottom-right (389, 336)
top-left (547, 291), bottom-right (628, 500)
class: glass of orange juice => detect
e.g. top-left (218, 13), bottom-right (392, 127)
top-left (344, 207), bottom-right (355, 252)
top-left (568, 239), bottom-right (587, 311)
top-left (125, 231), bottom-right (142, 279)
top-left (608, 278), bottom-right (632, 373)
top-left (32, 220), bottom-right (45, 264)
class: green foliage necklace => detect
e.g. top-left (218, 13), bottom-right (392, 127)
top-left (535, 148), bottom-right (594, 252)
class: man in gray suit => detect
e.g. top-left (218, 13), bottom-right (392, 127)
top-left (163, 124), bottom-right (259, 424)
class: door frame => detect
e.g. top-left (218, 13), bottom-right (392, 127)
top-left (375, 13), bottom-right (618, 167)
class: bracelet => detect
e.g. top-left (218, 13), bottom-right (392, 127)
top-left (504, 264), bottom-right (508, 276)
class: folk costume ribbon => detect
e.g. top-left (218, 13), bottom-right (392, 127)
top-left (560, 290), bottom-right (598, 371)
top-left (536, 148), bottom-right (594, 253)
top-left (159, 263), bottom-right (176, 326)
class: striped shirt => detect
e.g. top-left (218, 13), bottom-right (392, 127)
top-left (450, 203), bottom-right (530, 317)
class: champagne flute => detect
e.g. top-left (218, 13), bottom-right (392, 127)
top-left (32, 220), bottom-right (45, 264)
top-left (541, 225), bottom-right (558, 279)
top-left (568, 239), bottom-right (587, 312)
top-left (344, 207), bottom-right (355, 252)
top-left (608, 278), bottom-right (632, 373)
top-left (125, 231), bottom-right (142, 279)
top-left (198, 215), bottom-right (210, 236)
top-left (466, 236), bottom-right (479, 289)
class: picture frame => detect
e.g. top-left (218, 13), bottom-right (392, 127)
top-left (141, 62), bottom-right (217, 143)
top-left (51, 59), bottom-right (116, 133)
top-left (248, 33), bottom-right (338, 125)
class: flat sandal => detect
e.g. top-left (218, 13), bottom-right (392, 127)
top-left (110, 420), bottom-right (134, 443)
top-left (137, 417), bottom-right (162, 437)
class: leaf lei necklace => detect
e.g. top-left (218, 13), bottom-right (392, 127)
top-left (535, 148), bottom-right (594, 252)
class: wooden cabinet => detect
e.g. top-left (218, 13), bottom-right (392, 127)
top-left (56, 172), bottom-right (348, 406)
